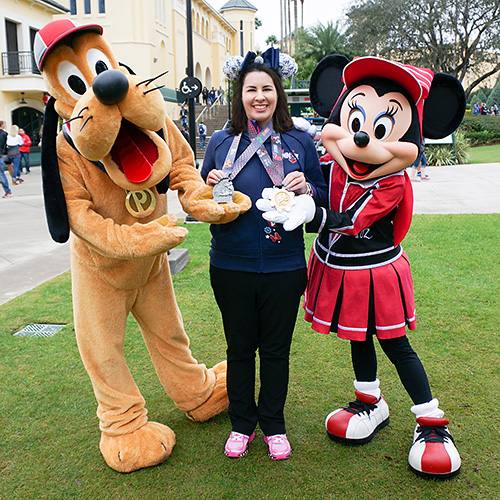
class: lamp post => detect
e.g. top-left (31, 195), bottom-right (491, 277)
top-left (185, 0), bottom-right (197, 159)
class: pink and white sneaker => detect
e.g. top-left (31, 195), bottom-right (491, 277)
top-left (224, 431), bottom-right (255, 458)
top-left (263, 434), bottom-right (292, 460)
top-left (408, 417), bottom-right (461, 479)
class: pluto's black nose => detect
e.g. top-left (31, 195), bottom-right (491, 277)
top-left (92, 69), bottom-right (129, 106)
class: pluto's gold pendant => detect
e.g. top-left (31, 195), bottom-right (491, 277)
top-left (270, 186), bottom-right (295, 212)
top-left (125, 189), bottom-right (156, 218)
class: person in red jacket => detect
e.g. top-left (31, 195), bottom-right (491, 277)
top-left (19, 128), bottom-right (32, 174)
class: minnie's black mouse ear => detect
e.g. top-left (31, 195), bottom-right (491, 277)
top-left (309, 55), bottom-right (350, 118)
top-left (41, 96), bottom-right (70, 243)
top-left (423, 73), bottom-right (466, 139)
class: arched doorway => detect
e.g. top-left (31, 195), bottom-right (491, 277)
top-left (11, 106), bottom-right (43, 149)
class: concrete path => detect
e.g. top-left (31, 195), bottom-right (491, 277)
top-left (1, 163), bottom-right (499, 305)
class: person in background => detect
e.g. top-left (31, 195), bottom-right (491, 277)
top-left (0, 120), bottom-right (12, 198)
top-left (19, 128), bottom-right (32, 174)
top-left (198, 121), bottom-right (207, 149)
top-left (218, 85), bottom-right (225, 105)
top-left (6, 125), bottom-right (24, 185)
top-left (180, 104), bottom-right (188, 128)
top-left (409, 141), bottom-right (429, 182)
top-left (201, 48), bottom-right (327, 461)
top-left (202, 86), bottom-right (208, 105)
top-left (180, 125), bottom-right (190, 143)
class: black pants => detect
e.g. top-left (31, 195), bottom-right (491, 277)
top-left (350, 335), bottom-right (432, 405)
top-left (210, 265), bottom-right (307, 436)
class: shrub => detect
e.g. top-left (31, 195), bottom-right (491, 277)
top-left (459, 114), bottom-right (500, 145)
top-left (425, 130), bottom-right (470, 166)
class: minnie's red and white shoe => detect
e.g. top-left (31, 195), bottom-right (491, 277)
top-left (408, 417), bottom-right (461, 479)
top-left (325, 391), bottom-right (390, 444)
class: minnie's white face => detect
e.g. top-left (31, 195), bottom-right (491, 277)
top-left (321, 85), bottom-right (419, 180)
top-left (242, 71), bottom-right (277, 127)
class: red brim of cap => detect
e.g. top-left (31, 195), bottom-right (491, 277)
top-left (39, 24), bottom-right (103, 69)
top-left (343, 56), bottom-right (423, 104)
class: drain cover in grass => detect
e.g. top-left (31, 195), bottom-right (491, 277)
top-left (14, 324), bottom-right (66, 338)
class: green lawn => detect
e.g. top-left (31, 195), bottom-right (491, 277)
top-left (467, 143), bottom-right (500, 164)
top-left (1, 218), bottom-right (499, 499)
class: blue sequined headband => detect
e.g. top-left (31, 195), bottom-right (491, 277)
top-left (223, 47), bottom-right (298, 81)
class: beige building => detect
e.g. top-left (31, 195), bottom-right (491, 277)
top-left (0, 0), bottom-right (256, 154)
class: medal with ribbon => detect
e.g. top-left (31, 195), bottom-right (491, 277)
top-left (213, 120), bottom-right (286, 203)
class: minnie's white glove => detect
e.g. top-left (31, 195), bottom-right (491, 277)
top-left (256, 188), bottom-right (316, 231)
top-left (292, 117), bottom-right (317, 138)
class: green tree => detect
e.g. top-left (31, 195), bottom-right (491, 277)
top-left (345, 0), bottom-right (500, 98)
top-left (486, 78), bottom-right (500, 108)
top-left (293, 23), bottom-right (353, 81)
top-left (265, 35), bottom-right (279, 47)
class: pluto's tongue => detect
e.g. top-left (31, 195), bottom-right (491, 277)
top-left (114, 125), bottom-right (153, 183)
top-left (352, 161), bottom-right (371, 175)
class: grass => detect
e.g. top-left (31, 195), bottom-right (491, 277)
top-left (467, 143), bottom-right (500, 164)
top-left (1, 217), bottom-right (499, 499)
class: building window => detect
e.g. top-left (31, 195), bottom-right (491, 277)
top-left (84, 0), bottom-right (91, 15)
top-left (99, 0), bottom-right (106, 14)
top-left (70, 0), bottom-right (76, 15)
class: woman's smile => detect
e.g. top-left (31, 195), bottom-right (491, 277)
top-left (242, 71), bottom-right (278, 127)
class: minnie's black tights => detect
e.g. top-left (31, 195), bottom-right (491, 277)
top-left (350, 335), bottom-right (432, 405)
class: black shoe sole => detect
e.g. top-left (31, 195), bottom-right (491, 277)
top-left (409, 464), bottom-right (461, 480)
top-left (327, 417), bottom-right (390, 446)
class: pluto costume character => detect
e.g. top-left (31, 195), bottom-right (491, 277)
top-left (34, 20), bottom-right (250, 473)
top-left (259, 55), bottom-right (465, 478)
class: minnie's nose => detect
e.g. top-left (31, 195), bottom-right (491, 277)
top-left (354, 131), bottom-right (370, 148)
top-left (92, 69), bottom-right (129, 105)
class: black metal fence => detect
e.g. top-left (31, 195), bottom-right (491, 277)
top-left (1, 51), bottom-right (40, 75)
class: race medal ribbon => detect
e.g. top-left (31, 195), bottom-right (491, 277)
top-left (221, 120), bottom-right (285, 186)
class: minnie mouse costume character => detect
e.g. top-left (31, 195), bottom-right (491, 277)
top-left (259, 55), bottom-right (465, 478)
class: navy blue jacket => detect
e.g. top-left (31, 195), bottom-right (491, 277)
top-left (201, 127), bottom-right (327, 273)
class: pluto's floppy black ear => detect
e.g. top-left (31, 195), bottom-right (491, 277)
top-left (41, 96), bottom-right (70, 243)
top-left (423, 73), bottom-right (466, 139)
top-left (154, 127), bottom-right (170, 194)
top-left (309, 55), bottom-right (350, 118)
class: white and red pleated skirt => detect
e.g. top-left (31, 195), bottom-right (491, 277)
top-left (303, 251), bottom-right (416, 340)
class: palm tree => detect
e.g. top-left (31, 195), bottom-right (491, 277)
top-left (266, 35), bottom-right (279, 47)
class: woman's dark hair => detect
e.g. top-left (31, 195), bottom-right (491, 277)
top-left (229, 63), bottom-right (294, 135)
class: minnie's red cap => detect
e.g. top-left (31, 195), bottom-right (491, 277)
top-left (343, 56), bottom-right (434, 104)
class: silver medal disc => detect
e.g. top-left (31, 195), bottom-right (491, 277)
top-left (213, 178), bottom-right (234, 204)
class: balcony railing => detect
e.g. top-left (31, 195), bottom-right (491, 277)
top-left (1, 51), bottom-right (40, 76)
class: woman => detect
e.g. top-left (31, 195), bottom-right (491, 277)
top-left (6, 125), bottom-right (24, 185)
top-left (201, 49), bottom-right (327, 460)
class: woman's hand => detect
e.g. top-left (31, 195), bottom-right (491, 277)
top-left (206, 169), bottom-right (227, 186)
top-left (283, 171), bottom-right (307, 194)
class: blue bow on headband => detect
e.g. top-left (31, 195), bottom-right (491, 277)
top-left (241, 47), bottom-right (280, 73)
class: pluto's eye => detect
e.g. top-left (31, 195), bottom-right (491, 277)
top-left (68, 75), bottom-right (87, 95)
top-left (348, 108), bottom-right (365, 134)
top-left (373, 115), bottom-right (394, 141)
top-left (57, 61), bottom-right (89, 100)
top-left (87, 48), bottom-right (113, 76)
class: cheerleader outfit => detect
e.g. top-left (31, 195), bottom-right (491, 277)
top-left (304, 159), bottom-right (432, 405)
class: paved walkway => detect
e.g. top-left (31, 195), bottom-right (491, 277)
top-left (1, 163), bottom-right (499, 305)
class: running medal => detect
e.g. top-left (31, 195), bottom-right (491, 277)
top-left (270, 186), bottom-right (295, 212)
top-left (125, 188), bottom-right (156, 218)
top-left (213, 177), bottom-right (234, 204)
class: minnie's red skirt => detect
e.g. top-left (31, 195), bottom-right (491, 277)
top-left (303, 252), bottom-right (416, 340)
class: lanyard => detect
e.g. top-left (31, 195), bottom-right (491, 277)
top-left (222, 120), bottom-right (284, 185)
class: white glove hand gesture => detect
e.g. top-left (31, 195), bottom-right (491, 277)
top-left (292, 117), bottom-right (317, 138)
top-left (256, 188), bottom-right (316, 231)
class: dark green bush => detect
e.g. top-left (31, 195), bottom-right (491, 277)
top-left (459, 114), bottom-right (500, 145)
